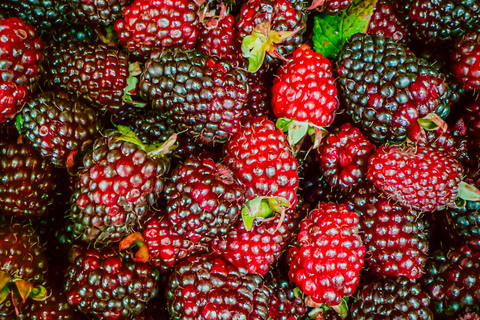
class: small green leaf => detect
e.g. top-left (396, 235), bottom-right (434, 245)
top-left (242, 32), bottom-right (269, 73)
top-left (276, 118), bottom-right (292, 132)
top-left (29, 285), bottom-right (48, 301)
top-left (15, 114), bottom-right (24, 133)
top-left (417, 113), bottom-right (448, 132)
top-left (312, 0), bottom-right (378, 59)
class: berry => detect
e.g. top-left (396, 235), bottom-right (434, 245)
top-left (316, 123), bottom-right (375, 190)
top-left (19, 91), bottom-right (99, 168)
top-left (65, 247), bottom-right (159, 319)
top-left (114, 0), bottom-right (200, 58)
top-left (367, 145), bottom-right (464, 212)
top-left (0, 141), bottom-right (54, 218)
top-left (336, 33), bottom-right (450, 145)
top-left (166, 254), bottom-right (271, 320)
top-left (367, 0), bottom-right (409, 43)
top-left (451, 29), bottom-right (480, 91)
top-left (68, 0), bottom-right (130, 26)
top-left (287, 202), bottom-right (365, 306)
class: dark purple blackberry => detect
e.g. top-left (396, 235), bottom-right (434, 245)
top-left (351, 276), bottom-right (433, 319)
top-left (265, 270), bottom-right (306, 320)
top-left (67, 0), bottom-right (130, 26)
top-left (19, 91), bottom-right (99, 168)
top-left (422, 244), bottom-right (480, 317)
top-left (336, 33), bottom-right (451, 145)
top-left (0, 141), bottom-right (54, 218)
top-left (139, 48), bottom-right (250, 144)
top-left (166, 253), bottom-right (271, 320)
top-left (402, 0), bottom-right (480, 46)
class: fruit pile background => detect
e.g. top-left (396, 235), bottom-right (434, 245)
top-left (1, 0), bottom-right (480, 319)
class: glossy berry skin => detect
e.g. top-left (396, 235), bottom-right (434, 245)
top-left (346, 183), bottom-right (429, 280)
top-left (351, 276), bottom-right (433, 319)
top-left (403, 0), bottom-right (480, 45)
top-left (225, 116), bottom-right (299, 206)
top-left (323, 0), bottom-right (352, 14)
top-left (212, 199), bottom-right (307, 276)
top-left (20, 91), bottom-right (99, 168)
top-left (139, 49), bottom-right (250, 144)
top-left (68, 0), bottom-right (129, 26)
top-left (272, 44), bottom-right (339, 127)
top-left (165, 157), bottom-right (245, 244)
top-left (317, 123), bottom-right (375, 189)
top-left (266, 273), bottom-right (306, 320)
top-left (336, 33), bottom-right (450, 145)
top-left (236, 0), bottom-right (306, 68)
top-left (367, 145), bottom-right (464, 212)
top-left (367, 0), bottom-right (408, 43)
top-left (422, 244), bottom-right (480, 317)
top-left (24, 291), bottom-right (82, 320)
top-left (65, 247), bottom-right (159, 320)
top-left (0, 17), bottom-right (43, 123)
top-left (451, 29), bottom-right (480, 91)
top-left (44, 41), bottom-right (130, 113)
top-left (142, 213), bottom-right (207, 274)
top-left (114, 0), bottom-right (199, 58)
top-left (0, 221), bottom-right (49, 317)
top-left (70, 130), bottom-right (170, 244)
top-left (166, 254), bottom-right (271, 320)
top-left (287, 202), bottom-right (366, 306)
top-left (0, 142), bottom-right (54, 218)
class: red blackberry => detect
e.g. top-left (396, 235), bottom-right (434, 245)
top-left (345, 183), bottom-right (429, 280)
top-left (165, 156), bottom-right (245, 243)
top-left (0, 17), bottom-right (43, 124)
top-left (224, 116), bottom-right (299, 227)
top-left (0, 221), bottom-right (49, 318)
top-left (367, 145), bottom-right (465, 212)
top-left (44, 41), bottom-right (136, 113)
top-left (272, 44), bottom-right (339, 149)
top-left (451, 29), bottom-right (480, 91)
top-left (422, 244), bottom-right (480, 317)
top-left (139, 48), bottom-right (250, 145)
top-left (236, 0), bottom-right (307, 72)
top-left (65, 246), bottom-right (160, 319)
top-left (70, 128), bottom-right (172, 244)
top-left (367, 0), bottom-right (409, 43)
top-left (459, 100), bottom-right (480, 167)
top-left (287, 202), bottom-right (366, 306)
top-left (336, 33), bottom-right (451, 145)
top-left (316, 123), bottom-right (375, 190)
top-left (197, 4), bottom-right (240, 62)
top-left (265, 270), bottom-right (306, 320)
top-left (403, 0), bottom-right (480, 45)
top-left (114, 0), bottom-right (200, 58)
top-left (166, 253), bottom-right (271, 320)
top-left (245, 74), bottom-right (274, 119)
top-left (351, 276), bottom-right (433, 319)
top-left (312, 0), bottom-right (353, 14)
top-left (19, 91), bottom-right (99, 168)
top-left (24, 290), bottom-right (82, 320)
top-left (0, 141), bottom-right (54, 218)
top-left (211, 198), bottom-right (307, 276)
top-left (67, 0), bottom-right (130, 26)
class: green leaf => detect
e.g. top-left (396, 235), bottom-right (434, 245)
top-left (457, 181), bottom-right (480, 202)
top-left (312, 0), bottom-right (378, 59)
top-left (15, 114), bottom-right (24, 133)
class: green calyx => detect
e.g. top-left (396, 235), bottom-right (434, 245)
top-left (15, 114), bottom-right (24, 134)
top-left (123, 62), bottom-right (146, 108)
top-left (241, 196), bottom-right (290, 231)
top-left (276, 118), bottom-right (328, 154)
top-left (417, 113), bottom-right (448, 132)
top-left (242, 22), bottom-right (302, 73)
top-left (0, 271), bottom-right (48, 306)
top-left (457, 181), bottom-right (480, 202)
top-left (115, 125), bottom-right (177, 158)
top-left (308, 297), bottom-right (349, 319)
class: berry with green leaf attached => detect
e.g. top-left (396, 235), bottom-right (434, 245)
top-left (287, 202), bottom-right (366, 306)
top-left (70, 126), bottom-right (174, 245)
top-left (272, 44), bottom-right (339, 150)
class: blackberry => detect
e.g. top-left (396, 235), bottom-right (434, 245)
top-left (351, 276), bottom-right (433, 319)
top-left (0, 141), bottom-right (54, 218)
top-left (65, 247), bottom-right (160, 319)
top-left (44, 41), bottom-right (133, 113)
top-left (70, 129), bottom-right (171, 245)
top-left (422, 244), bottom-right (480, 317)
top-left (19, 91), bottom-right (99, 168)
top-left (451, 28), bottom-right (480, 91)
top-left (336, 33), bottom-right (451, 145)
top-left (265, 271), bottom-right (306, 320)
top-left (403, 0), bottom-right (480, 46)
top-left (166, 253), bottom-right (271, 320)
top-left (139, 48), bottom-right (250, 144)
top-left (368, 0), bottom-right (409, 43)
top-left (67, 0), bottom-right (130, 26)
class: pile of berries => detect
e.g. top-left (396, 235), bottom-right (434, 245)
top-left (1, 0), bottom-right (480, 319)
